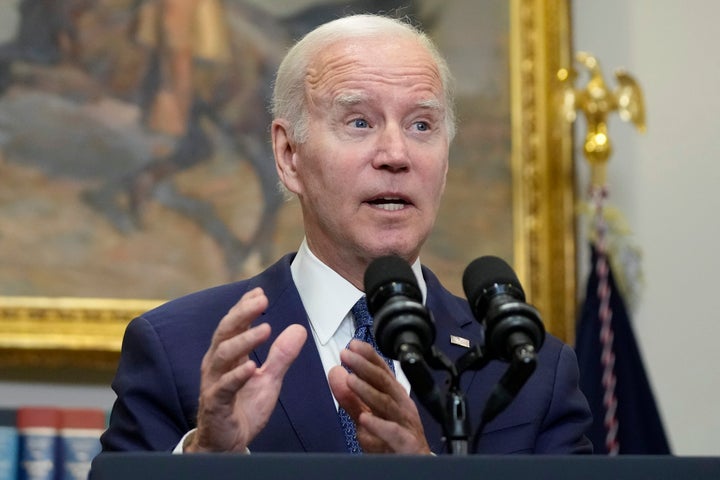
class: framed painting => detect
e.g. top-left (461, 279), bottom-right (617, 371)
top-left (0, 0), bottom-right (576, 370)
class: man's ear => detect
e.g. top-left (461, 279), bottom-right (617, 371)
top-left (272, 119), bottom-right (302, 195)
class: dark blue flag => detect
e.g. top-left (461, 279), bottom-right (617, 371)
top-left (575, 245), bottom-right (671, 454)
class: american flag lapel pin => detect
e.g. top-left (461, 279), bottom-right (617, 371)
top-left (450, 335), bottom-right (470, 348)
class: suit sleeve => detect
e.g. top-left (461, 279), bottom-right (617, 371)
top-left (535, 343), bottom-right (594, 453)
top-left (101, 316), bottom-right (192, 452)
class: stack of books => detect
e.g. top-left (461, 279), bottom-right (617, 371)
top-left (0, 406), bottom-right (106, 480)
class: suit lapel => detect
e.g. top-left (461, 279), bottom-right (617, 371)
top-left (251, 256), bottom-right (346, 452)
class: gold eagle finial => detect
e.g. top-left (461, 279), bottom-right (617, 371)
top-left (561, 52), bottom-right (646, 186)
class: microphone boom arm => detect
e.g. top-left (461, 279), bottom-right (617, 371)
top-left (472, 341), bottom-right (538, 451)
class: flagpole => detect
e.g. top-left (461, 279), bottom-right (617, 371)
top-left (562, 51), bottom-right (646, 454)
top-left (589, 183), bottom-right (620, 454)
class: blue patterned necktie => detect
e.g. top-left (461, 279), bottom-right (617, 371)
top-left (337, 296), bottom-right (395, 453)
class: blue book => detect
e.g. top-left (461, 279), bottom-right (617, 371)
top-left (0, 408), bottom-right (19, 480)
top-left (58, 408), bottom-right (106, 480)
top-left (17, 407), bottom-right (60, 480)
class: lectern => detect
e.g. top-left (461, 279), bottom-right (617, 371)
top-left (91, 453), bottom-right (720, 480)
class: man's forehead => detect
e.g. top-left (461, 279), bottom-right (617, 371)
top-left (305, 36), bottom-right (445, 110)
top-left (309, 36), bottom-right (440, 80)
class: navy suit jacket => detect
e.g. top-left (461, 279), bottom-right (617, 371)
top-left (101, 254), bottom-right (592, 454)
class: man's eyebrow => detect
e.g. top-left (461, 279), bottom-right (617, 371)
top-left (416, 99), bottom-right (442, 111)
top-left (334, 93), bottom-right (366, 107)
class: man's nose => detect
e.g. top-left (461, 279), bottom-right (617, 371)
top-left (372, 123), bottom-right (410, 172)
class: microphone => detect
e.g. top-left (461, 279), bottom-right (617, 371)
top-left (364, 255), bottom-right (435, 362)
top-left (462, 256), bottom-right (545, 363)
top-left (365, 255), bottom-right (447, 427)
top-left (463, 256), bottom-right (546, 437)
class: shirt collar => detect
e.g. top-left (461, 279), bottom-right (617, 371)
top-left (290, 238), bottom-right (427, 346)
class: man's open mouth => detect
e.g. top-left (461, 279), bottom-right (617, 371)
top-left (367, 197), bottom-right (411, 211)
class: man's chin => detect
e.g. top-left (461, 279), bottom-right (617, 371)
top-left (363, 239), bottom-right (423, 264)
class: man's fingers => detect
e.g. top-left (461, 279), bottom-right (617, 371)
top-left (202, 288), bottom-right (269, 377)
top-left (211, 288), bottom-right (268, 347)
top-left (357, 412), bottom-right (431, 454)
top-left (345, 340), bottom-right (395, 376)
top-left (328, 365), bottom-right (370, 421)
top-left (259, 324), bottom-right (307, 380)
top-left (346, 370), bottom-right (398, 419)
top-left (207, 359), bottom-right (258, 405)
top-left (203, 323), bottom-right (272, 378)
top-left (340, 342), bottom-right (404, 412)
top-left (327, 365), bottom-right (350, 400)
top-left (338, 341), bottom-right (431, 454)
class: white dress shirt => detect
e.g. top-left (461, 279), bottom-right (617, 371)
top-left (291, 238), bottom-right (427, 404)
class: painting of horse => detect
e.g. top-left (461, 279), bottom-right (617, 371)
top-left (0, 0), bottom-right (512, 300)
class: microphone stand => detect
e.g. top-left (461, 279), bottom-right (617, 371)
top-left (402, 345), bottom-right (490, 455)
top-left (436, 345), bottom-right (487, 455)
top-left (403, 342), bottom-right (537, 455)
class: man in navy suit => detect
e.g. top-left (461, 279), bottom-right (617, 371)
top-left (101, 14), bottom-right (592, 455)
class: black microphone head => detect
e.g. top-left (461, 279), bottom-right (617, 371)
top-left (364, 255), bottom-right (434, 359)
top-left (364, 255), bottom-right (421, 315)
top-left (462, 256), bottom-right (525, 319)
top-left (463, 256), bottom-right (545, 361)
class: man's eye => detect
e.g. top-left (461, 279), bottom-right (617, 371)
top-left (414, 121), bottom-right (429, 132)
top-left (351, 118), bottom-right (369, 128)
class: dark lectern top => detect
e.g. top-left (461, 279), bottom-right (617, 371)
top-left (90, 453), bottom-right (720, 480)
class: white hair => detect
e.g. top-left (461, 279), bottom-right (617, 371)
top-left (271, 14), bottom-right (456, 144)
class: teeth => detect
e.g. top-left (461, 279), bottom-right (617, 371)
top-left (377, 203), bottom-right (405, 211)
top-left (368, 197), bottom-right (408, 211)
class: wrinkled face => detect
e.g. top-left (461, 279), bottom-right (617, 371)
top-left (275, 35), bottom-right (449, 280)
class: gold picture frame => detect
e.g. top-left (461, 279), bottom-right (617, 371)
top-left (511, 0), bottom-right (576, 344)
top-left (0, 0), bottom-right (576, 370)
